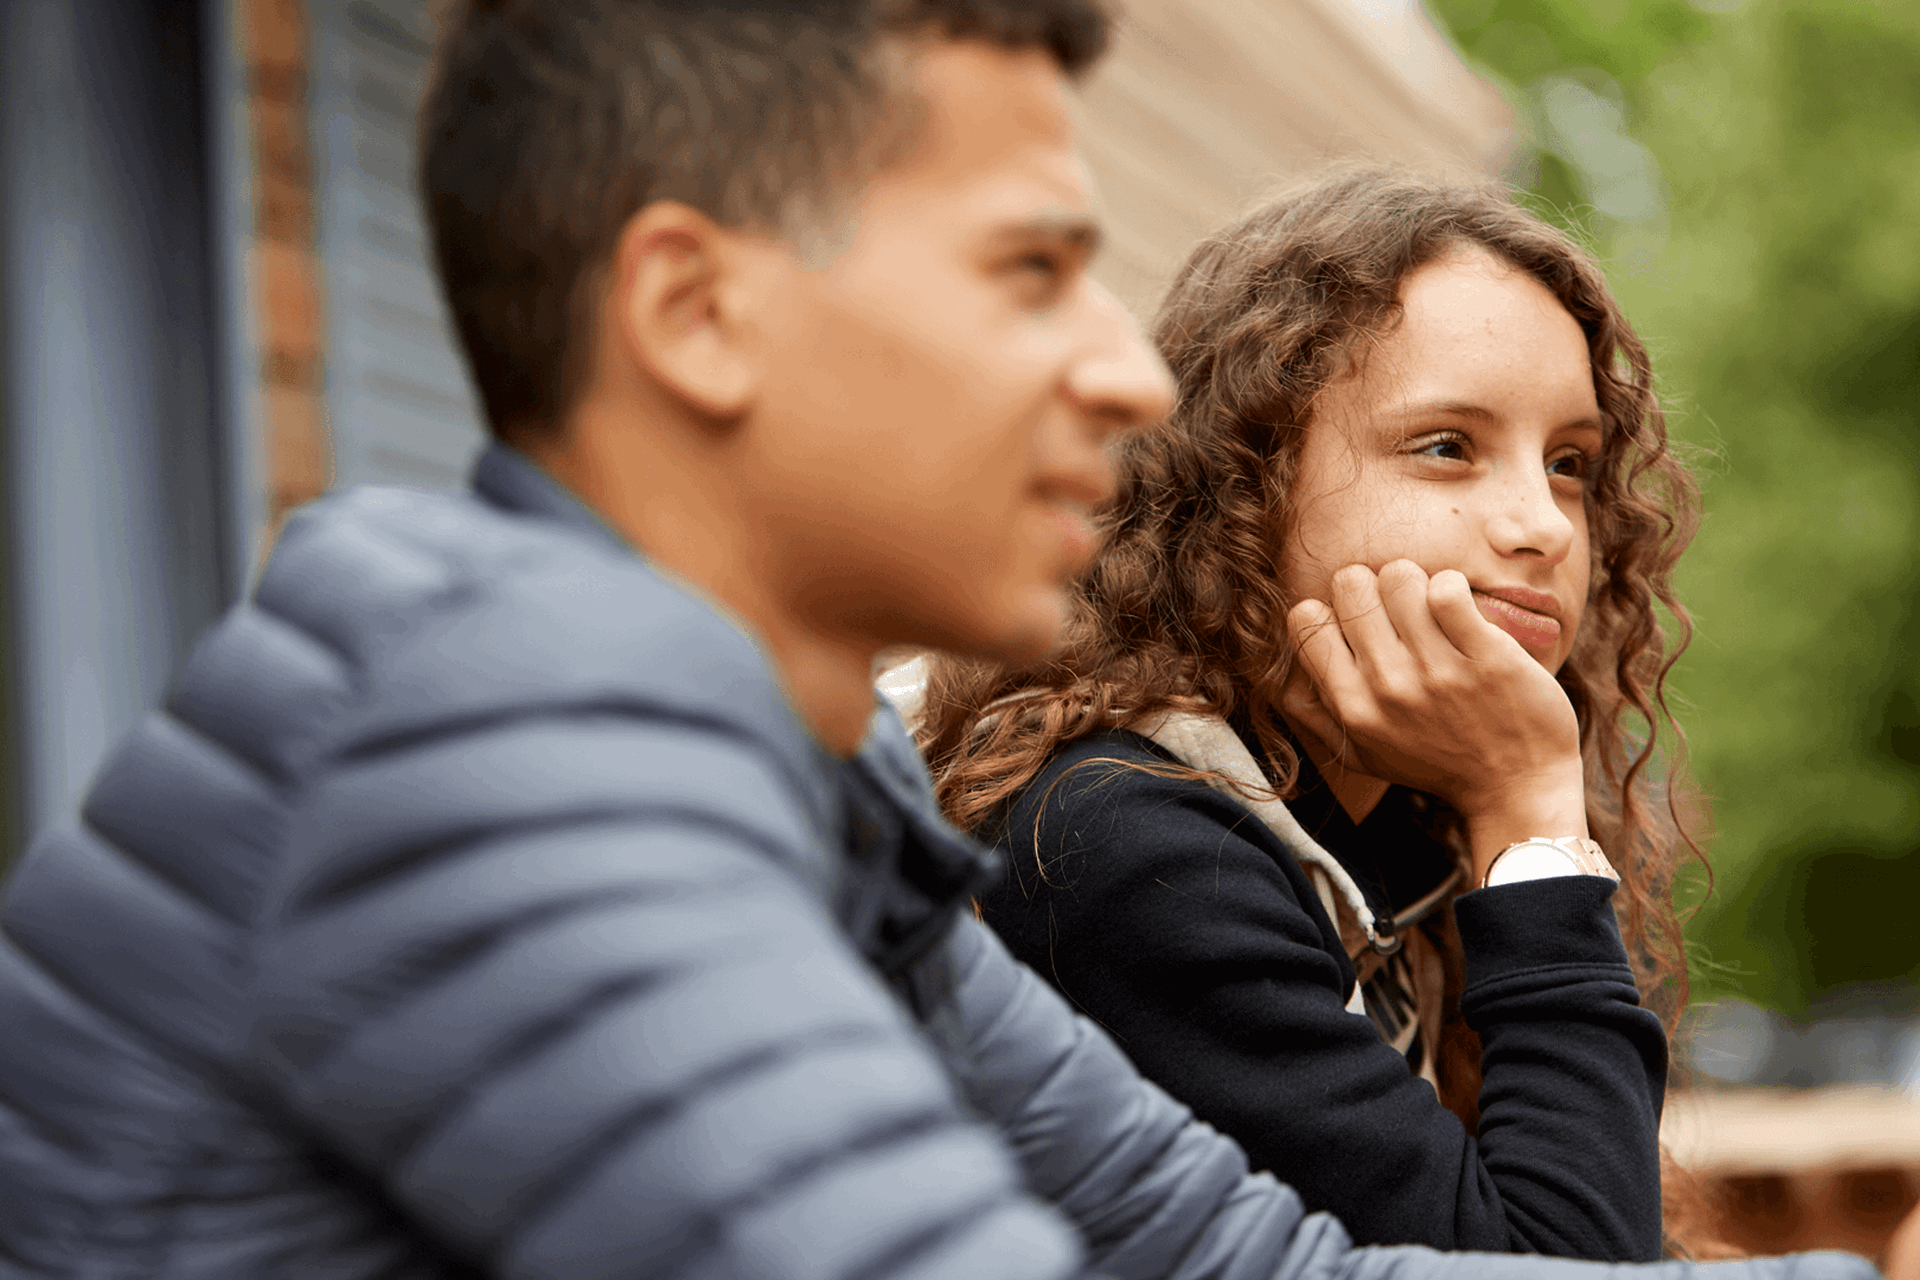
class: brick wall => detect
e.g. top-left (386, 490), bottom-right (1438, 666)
top-left (239, 0), bottom-right (330, 533)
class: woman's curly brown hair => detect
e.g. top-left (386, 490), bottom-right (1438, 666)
top-left (916, 166), bottom-right (1709, 1188)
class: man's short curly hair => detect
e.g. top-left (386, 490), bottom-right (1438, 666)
top-left (420, 0), bottom-right (1113, 438)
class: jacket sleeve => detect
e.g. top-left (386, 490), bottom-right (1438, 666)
top-left (249, 705), bottom-right (1087, 1280)
top-left (929, 919), bottom-right (1879, 1280)
top-left (980, 741), bottom-right (1665, 1259)
top-left (1336, 1253), bottom-right (1880, 1280)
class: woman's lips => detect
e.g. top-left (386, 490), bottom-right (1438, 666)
top-left (1472, 588), bottom-right (1562, 651)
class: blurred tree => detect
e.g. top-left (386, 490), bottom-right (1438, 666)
top-left (1428, 0), bottom-right (1920, 1012)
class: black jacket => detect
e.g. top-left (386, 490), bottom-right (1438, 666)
top-left (981, 729), bottom-right (1670, 1260)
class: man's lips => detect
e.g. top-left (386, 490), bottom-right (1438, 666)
top-left (1053, 505), bottom-right (1097, 570)
top-left (1471, 586), bottom-right (1563, 650)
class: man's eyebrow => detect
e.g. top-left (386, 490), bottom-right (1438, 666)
top-left (985, 215), bottom-right (1104, 258)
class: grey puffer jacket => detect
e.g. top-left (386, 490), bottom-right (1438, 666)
top-left (0, 446), bottom-right (1878, 1280)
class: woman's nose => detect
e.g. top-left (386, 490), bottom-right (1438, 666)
top-left (1486, 468), bottom-right (1577, 565)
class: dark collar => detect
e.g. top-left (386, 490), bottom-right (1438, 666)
top-left (843, 707), bottom-right (1004, 976)
top-left (1233, 719), bottom-right (1458, 916)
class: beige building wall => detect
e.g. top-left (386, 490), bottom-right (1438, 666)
top-left (240, 0), bottom-right (1510, 518)
top-left (1081, 0), bottom-right (1512, 313)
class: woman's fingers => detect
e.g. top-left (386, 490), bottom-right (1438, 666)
top-left (1279, 658), bottom-right (1350, 772)
top-left (1334, 563), bottom-right (1461, 716)
top-left (1327, 565), bottom-right (1401, 678)
top-left (1305, 564), bottom-right (1537, 680)
top-left (1376, 560), bottom-right (1451, 664)
top-left (1287, 597), bottom-right (1352, 691)
top-left (1283, 608), bottom-right (1379, 778)
top-left (1426, 568), bottom-right (1510, 661)
top-left (1285, 563), bottom-right (1584, 830)
top-left (1287, 595), bottom-right (1377, 728)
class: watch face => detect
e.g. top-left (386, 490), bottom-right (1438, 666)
top-left (1485, 840), bottom-right (1583, 887)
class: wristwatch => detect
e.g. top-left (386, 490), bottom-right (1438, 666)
top-left (1480, 835), bottom-right (1619, 890)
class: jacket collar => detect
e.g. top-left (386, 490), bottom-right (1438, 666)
top-left (467, 442), bottom-right (995, 975)
top-left (843, 704), bottom-right (1003, 976)
top-left (470, 442), bottom-right (632, 557)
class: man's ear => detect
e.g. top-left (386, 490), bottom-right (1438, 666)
top-left (605, 201), bottom-right (768, 420)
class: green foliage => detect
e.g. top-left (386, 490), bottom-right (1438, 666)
top-left (1428, 0), bottom-right (1920, 1011)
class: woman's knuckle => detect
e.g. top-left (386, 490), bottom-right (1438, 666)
top-left (1376, 671), bottom-right (1418, 707)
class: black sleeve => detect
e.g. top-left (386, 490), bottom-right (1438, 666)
top-left (978, 735), bottom-right (1667, 1261)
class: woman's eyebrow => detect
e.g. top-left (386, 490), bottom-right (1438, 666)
top-left (1382, 399), bottom-right (1497, 426)
top-left (1385, 399), bottom-right (1606, 436)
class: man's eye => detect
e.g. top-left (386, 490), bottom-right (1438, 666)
top-left (1016, 251), bottom-right (1064, 280)
top-left (1007, 252), bottom-right (1072, 309)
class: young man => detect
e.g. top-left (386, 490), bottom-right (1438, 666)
top-left (0, 3), bottom-right (1883, 1277)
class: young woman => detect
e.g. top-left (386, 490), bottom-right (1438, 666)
top-left (907, 169), bottom-right (1709, 1260)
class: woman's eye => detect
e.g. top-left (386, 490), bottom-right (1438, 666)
top-left (1412, 434), bottom-right (1470, 462)
top-left (1547, 452), bottom-right (1592, 481)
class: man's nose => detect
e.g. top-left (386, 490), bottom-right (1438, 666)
top-left (1065, 280), bottom-right (1176, 442)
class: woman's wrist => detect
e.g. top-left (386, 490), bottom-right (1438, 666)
top-left (1460, 767), bottom-right (1590, 881)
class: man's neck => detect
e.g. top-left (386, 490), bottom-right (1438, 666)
top-left (520, 416), bottom-right (880, 758)
top-left (744, 621), bottom-right (881, 758)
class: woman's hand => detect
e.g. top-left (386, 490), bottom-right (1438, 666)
top-left (1284, 560), bottom-right (1587, 879)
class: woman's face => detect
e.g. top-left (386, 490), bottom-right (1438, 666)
top-left (1280, 247), bottom-right (1602, 673)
